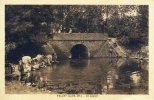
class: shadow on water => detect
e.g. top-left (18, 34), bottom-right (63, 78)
top-left (112, 59), bottom-right (149, 94)
top-left (70, 59), bottom-right (88, 68)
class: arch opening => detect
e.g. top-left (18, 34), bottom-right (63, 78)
top-left (70, 44), bottom-right (88, 59)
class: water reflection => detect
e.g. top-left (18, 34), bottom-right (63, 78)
top-left (70, 59), bottom-right (89, 68)
top-left (34, 58), bottom-right (148, 94)
top-left (114, 59), bottom-right (148, 94)
top-left (101, 68), bottom-right (118, 94)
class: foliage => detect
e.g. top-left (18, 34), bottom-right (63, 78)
top-left (5, 5), bottom-right (148, 51)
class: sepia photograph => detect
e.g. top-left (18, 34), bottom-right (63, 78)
top-left (5, 5), bottom-right (148, 94)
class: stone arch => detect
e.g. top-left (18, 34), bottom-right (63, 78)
top-left (70, 44), bottom-right (89, 59)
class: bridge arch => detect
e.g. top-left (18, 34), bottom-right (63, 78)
top-left (70, 44), bottom-right (89, 59)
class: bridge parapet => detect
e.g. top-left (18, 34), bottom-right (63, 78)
top-left (52, 33), bottom-right (108, 40)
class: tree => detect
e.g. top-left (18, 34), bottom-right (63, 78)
top-left (5, 5), bottom-right (148, 51)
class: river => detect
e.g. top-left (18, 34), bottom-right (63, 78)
top-left (34, 58), bottom-right (148, 94)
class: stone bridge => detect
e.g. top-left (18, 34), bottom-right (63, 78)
top-left (44, 33), bottom-right (126, 60)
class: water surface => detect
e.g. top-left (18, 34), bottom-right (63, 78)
top-left (37, 58), bottom-right (148, 94)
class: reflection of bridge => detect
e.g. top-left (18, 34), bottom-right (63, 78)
top-left (44, 33), bottom-right (126, 60)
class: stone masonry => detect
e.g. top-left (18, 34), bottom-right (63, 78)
top-left (44, 33), bottom-right (126, 60)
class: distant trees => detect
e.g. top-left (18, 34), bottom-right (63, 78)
top-left (100, 5), bottom-right (148, 50)
top-left (5, 5), bottom-right (148, 51)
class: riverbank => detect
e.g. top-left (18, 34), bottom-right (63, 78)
top-left (5, 58), bottom-right (148, 94)
top-left (5, 80), bottom-right (53, 94)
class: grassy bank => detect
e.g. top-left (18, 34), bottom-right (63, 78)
top-left (5, 80), bottom-right (53, 94)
